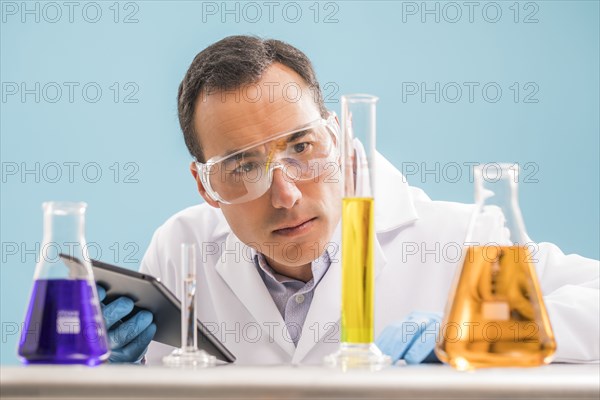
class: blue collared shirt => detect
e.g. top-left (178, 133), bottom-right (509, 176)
top-left (254, 249), bottom-right (332, 346)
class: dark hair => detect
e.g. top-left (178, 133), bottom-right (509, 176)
top-left (177, 35), bottom-right (327, 162)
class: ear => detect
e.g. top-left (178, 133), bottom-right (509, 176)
top-left (189, 161), bottom-right (220, 209)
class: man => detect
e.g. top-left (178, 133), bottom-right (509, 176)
top-left (101, 36), bottom-right (599, 365)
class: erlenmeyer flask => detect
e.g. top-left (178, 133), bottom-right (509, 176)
top-left (18, 202), bottom-right (109, 365)
top-left (435, 164), bottom-right (556, 370)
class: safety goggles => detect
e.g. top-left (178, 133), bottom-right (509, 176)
top-left (195, 113), bottom-right (340, 205)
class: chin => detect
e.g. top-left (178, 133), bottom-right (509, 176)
top-left (298, 239), bottom-right (332, 264)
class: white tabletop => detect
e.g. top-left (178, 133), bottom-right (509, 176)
top-left (1, 363), bottom-right (599, 399)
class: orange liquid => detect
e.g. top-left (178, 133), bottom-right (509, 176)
top-left (435, 246), bottom-right (556, 370)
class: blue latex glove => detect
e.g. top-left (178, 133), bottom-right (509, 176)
top-left (97, 285), bottom-right (157, 363)
top-left (376, 311), bottom-right (443, 365)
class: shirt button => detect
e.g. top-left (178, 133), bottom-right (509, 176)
top-left (295, 294), bottom-right (305, 304)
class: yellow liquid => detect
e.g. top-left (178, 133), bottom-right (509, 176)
top-left (435, 246), bottom-right (557, 370)
top-left (341, 197), bottom-right (374, 343)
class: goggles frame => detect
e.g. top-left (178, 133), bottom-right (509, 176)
top-left (195, 112), bottom-right (340, 204)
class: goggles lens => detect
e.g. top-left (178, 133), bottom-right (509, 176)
top-left (198, 116), bottom-right (339, 204)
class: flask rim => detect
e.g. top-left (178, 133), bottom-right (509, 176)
top-left (474, 163), bottom-right (519, 183)
top-left (42, 201), bottom-right (88, 215)
top-left (341, 94), bottom-right (379, 104)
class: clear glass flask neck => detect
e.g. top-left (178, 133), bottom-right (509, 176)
top-left (42, 201), bottom-right (86, 241)
top-left (36, 201), bottom-right (91, 280)
top-left (470, 164), bottom-right (531, 245)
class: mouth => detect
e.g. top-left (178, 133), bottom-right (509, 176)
top-left (273, 217), bottom-right (317, 237)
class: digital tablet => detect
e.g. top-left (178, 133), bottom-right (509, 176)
top-left (59, 254), bottom-right (236, 363)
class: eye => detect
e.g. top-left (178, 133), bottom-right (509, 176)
top-left (292, 142), bottom-right (312, 154)
top-left (232, 161), bottom-right (259, 175)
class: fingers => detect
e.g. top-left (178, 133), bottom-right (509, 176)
top-left (95, 287), bottom-right (156, 364)
top-left (376, 323), bottom-right (407, 363)
top-left (376, 312), bottom-right (441, 363)
top-left (96, 285), bottom-right (106, 302)
top-left (108, 310), bottom-right (153, 350)
top-left (404, 319), bottom-right (440, 364)
top-left (109, 323), bottom-right (157, 363)
top-left (102, 296), bottom-right (134, 330)
top-left (377, 312), bottom-right (443, 364)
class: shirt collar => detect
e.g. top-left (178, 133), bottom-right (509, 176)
top-left (253, 246), bottom-right (332, 286)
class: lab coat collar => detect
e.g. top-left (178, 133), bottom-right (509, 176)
top-left (374, 151), bottom-right (419, 233)
top-left (211, 210), bottom-right (232, 241)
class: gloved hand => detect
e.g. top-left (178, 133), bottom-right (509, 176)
top-left (97, 285), bottom-right (157, 363)
top-left (376, 311), bottom-right (442, 365)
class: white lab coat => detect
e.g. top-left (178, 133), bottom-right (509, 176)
top-left (140, 153), bottom-right (599, 365)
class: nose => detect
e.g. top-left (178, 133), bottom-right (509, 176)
top-left (270, 167), bottom-right (302, 209)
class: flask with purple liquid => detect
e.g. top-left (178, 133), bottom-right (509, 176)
top-left (18, 202), bottom-right (109, 365)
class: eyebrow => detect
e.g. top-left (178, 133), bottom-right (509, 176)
top-left (228, 150), bottom-right (259, 162)
top-left (286, 129), bottom-right (311, 142)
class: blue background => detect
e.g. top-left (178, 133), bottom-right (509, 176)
top-left (1, 0), bottom-right (598, 364)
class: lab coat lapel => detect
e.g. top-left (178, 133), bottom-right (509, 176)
top-left (215, 233), bottom-right (296, 357)
top-left (292, 224), bottom-right (342, 364)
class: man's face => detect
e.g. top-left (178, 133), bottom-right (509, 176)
top-left (191, 63), bottom-right (342, 270)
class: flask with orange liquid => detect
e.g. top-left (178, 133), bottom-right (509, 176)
top-left (435, 164), bottom-right (556, 370)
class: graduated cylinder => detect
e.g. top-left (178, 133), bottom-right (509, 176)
top-left (340, 95), bottom-right (378, 344)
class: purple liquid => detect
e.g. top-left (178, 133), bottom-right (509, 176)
top-left (18, 279), bottom-right (109, 365)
